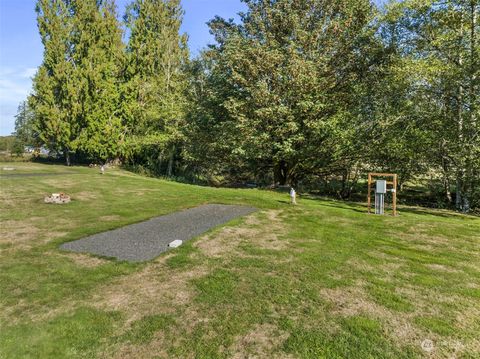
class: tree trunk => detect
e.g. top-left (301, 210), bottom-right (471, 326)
top-left (456, 13), bottom-right (465, 211)
top-left (339, 170), bottom-right (351, 199)
top-left (274, 160), bottom-right (289, 186)
top-left (65, 150), bottom-right (71, 166)
top-left (455, 176), bottom-right (462, 210)
top-left (441, 155), bottom-right (452, 204)
top-left (470, 0), bottom-right (477, 126)
top-left (459, 0), bottom-right (477, 213)
top-left (167, 146), bottom-right (175, 177)
top-left (444, 176), bottom-right (452, 204)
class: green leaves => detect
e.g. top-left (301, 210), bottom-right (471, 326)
top-left (31, 0), bottom-right (125, 163)
top-left (21, 0), bottom-right (479, 209)
top-left (382, 0), bottom-right (480, 210)
top-left (122, 0), bottom-right (189, 176)
top-left (187, 0), bottom-right (380, 185)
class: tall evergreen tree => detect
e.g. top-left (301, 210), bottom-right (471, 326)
top-left (123, 0), bottom-right (189, 176)
top-left (14, 100), bottom-right (39, 148)
top-left (30, 0), bottom-right (76, 165)
top-left (30, 0), bottom-right (124, 165)
top-left (73, 0), bottom-right (125, 162)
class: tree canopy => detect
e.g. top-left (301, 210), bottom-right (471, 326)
top-left (17, 0), bottom-right (480, 211)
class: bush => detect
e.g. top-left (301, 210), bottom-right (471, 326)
top-left (11, 139), bottom-right (24, 157)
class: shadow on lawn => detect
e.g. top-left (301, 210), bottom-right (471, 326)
top-left (399, 206), bottom-right (479, 220)
top-left (303, 195), bottom-right (479, 220)
top-left (301, 195), bottom-right (367, 214)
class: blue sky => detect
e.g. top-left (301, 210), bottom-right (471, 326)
top-left (0, 0), bottom-right (247, 135)
top-left (0, 0), bottom-right (385, 135)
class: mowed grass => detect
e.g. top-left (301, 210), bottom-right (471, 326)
top-left (0, 162), bottom-right (479, 359)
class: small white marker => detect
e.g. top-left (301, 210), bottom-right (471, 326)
top-left (168, 239), bottom-right (183, 248)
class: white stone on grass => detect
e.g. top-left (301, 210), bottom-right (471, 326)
top-left (168, 239), bottom-right (183, 248)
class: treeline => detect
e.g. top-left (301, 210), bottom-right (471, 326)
top-left (15, 0), bottom-right (479, 211)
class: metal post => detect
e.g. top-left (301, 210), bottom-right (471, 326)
top-left (367, 173), bottom-right (372, 214)
top-left (375, 192), bottom-right (384, 215)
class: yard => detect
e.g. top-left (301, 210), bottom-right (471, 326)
top-left (0, 162), bottom-right (479, 358)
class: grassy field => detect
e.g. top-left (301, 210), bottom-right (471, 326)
top-left (0, 162), bottom-right (479, 359)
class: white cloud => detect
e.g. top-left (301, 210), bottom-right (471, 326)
top-left (21, 67), bottom-right (37, 79)
top-left (0, 66), bottom-right (36, 135)
top-left (0, 78), bottom-right (31, 102)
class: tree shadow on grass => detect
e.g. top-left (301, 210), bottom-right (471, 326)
top-left (302, 195), bottom-right (368, 214)
top-left (398, 206), bottom-right (479, 220)
top-left (302, 195), bottom-right (479, 220)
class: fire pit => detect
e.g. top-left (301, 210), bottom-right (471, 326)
top-left (44, 193), bottom-right (71, 204)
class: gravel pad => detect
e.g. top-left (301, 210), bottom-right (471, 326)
top-left (60, 204), bottom-right (256, 262)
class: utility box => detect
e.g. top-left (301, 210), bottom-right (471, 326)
top-left (376, 180), bottom-right (387, 194)
top-left (367, 173), bottom-right (398, 216)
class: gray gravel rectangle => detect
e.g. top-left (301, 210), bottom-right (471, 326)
top-left (60, 204), bottom-right (256, 262)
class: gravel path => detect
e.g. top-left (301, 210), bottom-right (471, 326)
top-left (60, 204), bottom-right (256, 262)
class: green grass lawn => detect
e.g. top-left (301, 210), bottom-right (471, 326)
top-left (1, 162), bottom-right (479, 358)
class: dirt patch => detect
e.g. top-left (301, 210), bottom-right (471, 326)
top-left (230, 323), bottom-right (293, 359)
top-left (365, 250), bottom-right (410, 273)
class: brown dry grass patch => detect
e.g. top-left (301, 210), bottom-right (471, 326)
top-left (0, 216), bottom-right (74, 252)
top-left (106, 336), bottom-right (170, 359)
top-left (401, 232), bottom-right (451, 246)
top-left (55, 251), bottom-right (108, 268)
top-left (0, 219), bottom-right (40, 246)
top-left (320, 285), bottom-right (427, 353)
top-left (73, 191), bottom-right (98, 201)
top-left (425, 263), bottom-right (460, 273)
top-left (41, 178), bottom-right (78, 187)
top-left (320, 282), bottom-right (479, 358)
top-left (195, 226), bottom-right (255, 257)
top-left (195, 210), bottom-right (288, 258)
top-left (93, 255), bottom-right (209, 325)
top-left (95, 256), bottom-right (212, 358)
top-left (231, 323), bottom-right (293, 359)
top-left (99, 215), bottom-right (122, 222)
